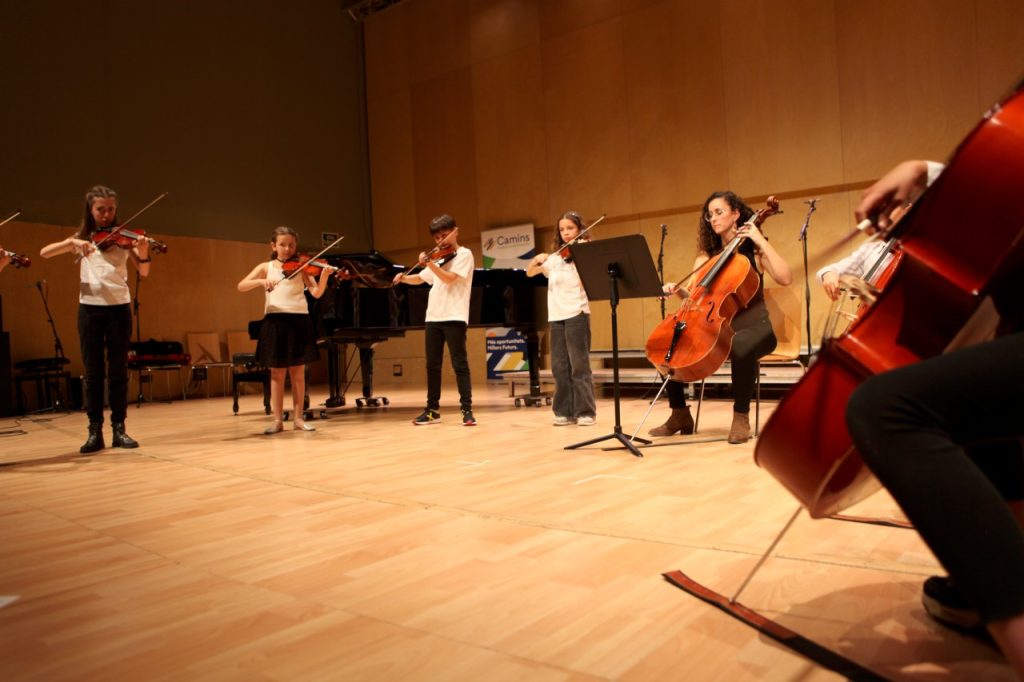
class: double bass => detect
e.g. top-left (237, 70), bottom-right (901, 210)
top-left (645, 198), bottom-right (780, 382)
top-left (755, 83), bottom-right (1024, 518)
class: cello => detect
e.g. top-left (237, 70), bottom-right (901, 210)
top-left (755, 83), bottom-right (1024, 518)
top-left (645, 197), bottom-right (781, 382)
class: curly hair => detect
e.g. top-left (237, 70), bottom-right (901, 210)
top-left (696, 191), bottom-right (754, 256)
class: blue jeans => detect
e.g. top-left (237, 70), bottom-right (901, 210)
top-left (550, 313), bottom-right (595, 419)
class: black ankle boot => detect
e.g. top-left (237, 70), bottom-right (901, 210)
top-left (111, 422), bottom-right (139, 448)
top-left (80, 422), bottom-right (105, 454)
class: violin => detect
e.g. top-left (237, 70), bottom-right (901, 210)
top-left (1, 247), bottom-right (31, 268)
top-left (420, 227), bottom-right (459, 266)
top-left (92, 227), bottom-right (168, 253)
top-left (84, 192), bottom-right (170, 257)
top-left (755, 83), bottom-right (1024, 518)
top-left (281, 255), bottom-right (343, 279)
top-left (558, 214), bottom-right (606, 262)
top-left (644, 197), bottom-right (781, 382)
top-left (280, 234), bottom-right (347, 281)
top-left (394, 228), bottom-right (460, 284)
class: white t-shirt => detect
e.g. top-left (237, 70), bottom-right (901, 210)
top-left (265, 260), bottom-right (310, 314)
top-left (79, 247), bottom-right (131, 305)
top-left (816, 239), bottom-right (892, 284)
top-left (816, 161), bottom-right (945, 285)
top-left (541, 254), bottom-right (590, 322)
top-left (419, 247), bottom-right (474, 323)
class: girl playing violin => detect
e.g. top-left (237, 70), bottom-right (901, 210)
top-left (238, 226), bottom-right (332, 434)
top-left (651, 191), bottom-right (792, 443)
top-left (39, 185), bottom-right (152, 453)
top-left (527, 210), bottom-right (596, 426)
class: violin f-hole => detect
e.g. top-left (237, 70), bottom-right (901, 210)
top-left (703, 300), bottom-right (716, 324)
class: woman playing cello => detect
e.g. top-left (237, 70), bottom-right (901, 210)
top-left (650, 191), bottom-right (792, 443)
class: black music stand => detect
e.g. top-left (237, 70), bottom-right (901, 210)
top-left (565, 235), bottom-right (663, 457)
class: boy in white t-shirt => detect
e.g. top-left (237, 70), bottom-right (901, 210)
top-left (393, 215), bottom-right (476, 425)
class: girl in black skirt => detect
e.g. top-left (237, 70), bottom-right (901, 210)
top-left (238, 226), bottom-right (331, 433)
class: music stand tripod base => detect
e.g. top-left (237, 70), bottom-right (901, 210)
top-left (563, 235), bottom-right (664, 458)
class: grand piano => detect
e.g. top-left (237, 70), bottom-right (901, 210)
top-left (308, 251), bottom-right (549, 411)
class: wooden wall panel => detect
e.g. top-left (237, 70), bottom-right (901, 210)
top-left (720, 0), bottom-right (844, 196)
top-left (469, 0), bottom-right (541, 64)
top-left (542, 18), bottom-right (633, 221)
top-left (411, 69), bottom-right (481, 239)
top-left (471, 49), bottom-right (550, 228)
top-left (621, 0), bottom-right (730, 212)
top-left (407, 0), bottom-right (473, 85)
top-left (974, 0), bottom-right (1024, 109)
top-left (365, 0), bottom-right (1024, 351)
top-left (538, 0), bottom-right (622, 41)
top-left (364, 0), bottom-right (411, 101)
top-left (367, 88), bottom-right (419, 253)
top-left (835, 0), bottom-right (981, 180)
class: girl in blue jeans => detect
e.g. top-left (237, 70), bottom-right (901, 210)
top-left (528, 211), bottom-right (596, 426)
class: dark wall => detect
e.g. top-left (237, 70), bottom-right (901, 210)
top-left (1, 0), bottom-right (372, 251)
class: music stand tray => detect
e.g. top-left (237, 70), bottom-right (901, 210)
top-left (565, 234), bottom-right (663, 457)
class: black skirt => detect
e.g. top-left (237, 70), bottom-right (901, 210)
top-left (256, 313), bottom-right (320, 368)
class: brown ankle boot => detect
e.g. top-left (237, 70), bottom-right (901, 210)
top-left (728, 411), bottom-right (751, 444)
top-left (649, 407), bottom-right (695, 436)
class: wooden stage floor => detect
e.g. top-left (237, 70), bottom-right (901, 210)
top-left (0, 384), bottom-right (1013, 680)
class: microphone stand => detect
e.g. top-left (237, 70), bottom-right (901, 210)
top-left (36, 281), bottom-right (66, 360)
top-left (643, 224), bottom-right (669, 401)
top-left (33, 281), bottom-right (69, 412)
top-left (133, 269), bottom-right (144, 405)
top-left (797, 200), bottom-right (817, 364)
top-left (133, 269), bottom-right (142, 343)
top-left (657, 223), bottom-right (667, 318)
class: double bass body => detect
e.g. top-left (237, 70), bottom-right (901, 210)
top-left (755, 84), bottom-right (1024, 518)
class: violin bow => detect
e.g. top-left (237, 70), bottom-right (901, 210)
top-left (282, 234), bottom-right (346, 281)
top-left (0, 209), bottom-right (22, 228)
top-left (395, 227), bottom-right (460, 283)
top-left (91, 191), bottom-right (169, 251)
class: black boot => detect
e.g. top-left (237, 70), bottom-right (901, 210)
top-left (111, 422), bottom-right (139, 448)
top-left (80, 422), bottom-right (105, 454)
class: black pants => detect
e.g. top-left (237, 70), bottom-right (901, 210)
top-left (846, 331), bottom-right (1024, 623)
top-left (425, 321), bottom-right (472, 412)
top-left (666, 310), bottom-right (777, 414)
top-left (78, 303), bottom-right (132, 424)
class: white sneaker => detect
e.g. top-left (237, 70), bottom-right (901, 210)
top-left (552, 415), bottom-right (573, 426)
top-left (576, 415), bottom-right (595, 426)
